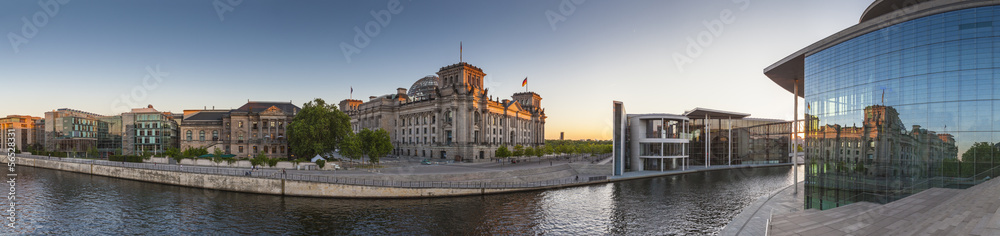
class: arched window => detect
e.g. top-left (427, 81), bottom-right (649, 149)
top-left (186, 130), bottom-right (192, 141)
top-left (199, 130), bottom-right (205, 141)
top-left (212, 130), bottom-right (219, 140)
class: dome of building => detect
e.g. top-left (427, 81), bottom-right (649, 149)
top-left (407, 76), bottom-right (441, 101)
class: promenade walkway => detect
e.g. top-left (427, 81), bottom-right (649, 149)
top-left (767, 175), bottom-right (1000, 236)
top-left (15, 153), bottom-right (794, 190)
top-left (722, 175), bottom-right (1000, 236)
top-left (720, 181), bottom-right (804, 236)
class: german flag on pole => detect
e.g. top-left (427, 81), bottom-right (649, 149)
top-left (522, 77), bottom-right (527, 87)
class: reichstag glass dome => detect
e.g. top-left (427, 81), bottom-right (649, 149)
top-left (407, 76), bottom-right (441, 101)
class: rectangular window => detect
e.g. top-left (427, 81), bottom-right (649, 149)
top-left (446, 131), bottom-right (452, 145)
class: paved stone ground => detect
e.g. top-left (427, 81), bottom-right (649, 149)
top-left (767, 176), bottom-right (1000, 236)
top-left (720, 181), bottom-right (805, 236)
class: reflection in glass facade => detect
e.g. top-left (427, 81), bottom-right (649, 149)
top-left (804, 6), bottom-right (1000, 209)
top-left (688, 119), bottom-right (793, 166)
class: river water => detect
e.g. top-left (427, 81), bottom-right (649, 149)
top-left (3, 165), bottom-right (800, 235)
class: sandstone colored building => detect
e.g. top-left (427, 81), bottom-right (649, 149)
top-left (340, 62), bottom-right (546, 162)
top-left (0, 115), bottom-right (42, 152)
top-left (180, 101), bottom-right (300, 159)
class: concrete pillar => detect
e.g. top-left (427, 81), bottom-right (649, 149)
top-left (794, 78), bottom-right (799, 194)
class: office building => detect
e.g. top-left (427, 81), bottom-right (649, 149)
top-left (765, 0), bottom-right (1000, 209)
top-left (0, 115), bottom-right (42, 152)
top-left (612, 102), bottom-right (793, 175)
top-left (121, 105), bottom-right (178, 155)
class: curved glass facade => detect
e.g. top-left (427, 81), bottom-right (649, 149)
top-left (804, 5), bottom-right (1000, 209)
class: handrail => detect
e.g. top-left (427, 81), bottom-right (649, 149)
top-left (765, 208), bottom-right (773, 236)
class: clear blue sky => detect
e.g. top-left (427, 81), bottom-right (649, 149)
top-left (0, 0), bottom-right (874, 140)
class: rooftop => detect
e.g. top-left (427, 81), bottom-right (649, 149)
top-left (683, 107), bottom-right (751, 119)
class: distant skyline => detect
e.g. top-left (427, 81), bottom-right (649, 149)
top-left (1, 0), bottom-right (874, 140)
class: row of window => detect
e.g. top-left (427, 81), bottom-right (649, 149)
top-left (228, 145), bottom-right (285, 154)
top-left (186, 130), bottom-right (219, 141)
top-left (226, 120), bottom-right (286, 129)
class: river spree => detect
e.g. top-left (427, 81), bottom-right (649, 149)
top-left (4, 165), bottom-right (801, 235)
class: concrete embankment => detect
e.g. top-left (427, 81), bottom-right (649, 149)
top-left (7, 156), bottom-right (556, 198)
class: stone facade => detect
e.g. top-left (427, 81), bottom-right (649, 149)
top-left (339, 62), bottom-right (546, 162)
top-left (180, 101), bottom-right (300, 159)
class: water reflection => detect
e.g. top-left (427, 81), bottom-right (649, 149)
top-left (8, 165), bottom-right (796, 235)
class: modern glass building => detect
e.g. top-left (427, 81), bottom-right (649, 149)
top-left (122, 105), bottom-right (178, 156)
top-left (611, 103), bottom-right (794, 175)
top-left (766, 0), bottom-right (1000, 209)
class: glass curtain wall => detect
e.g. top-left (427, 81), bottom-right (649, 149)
top-left (804, 6), bottom-right (1000, 209)
top-left (688, 119), bottom-right (792, 166)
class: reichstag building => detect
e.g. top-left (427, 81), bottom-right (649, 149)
top-left (339, 62), bottom-right (546, 162)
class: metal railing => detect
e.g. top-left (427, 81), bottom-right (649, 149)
top-left (19, 154), bottom-right (606, 189)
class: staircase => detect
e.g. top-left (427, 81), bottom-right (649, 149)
top-left (768, 177), bottom-right (1000, 235)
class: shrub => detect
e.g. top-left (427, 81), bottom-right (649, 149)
top-left (316, 160), bottom-right (326, 169)
top-left (109, 155), bottom-right (144, 163)
top-left (171, 155), bottom-right (185, 164)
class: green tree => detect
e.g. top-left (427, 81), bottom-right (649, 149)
top-left (182, 147), bottom-right (208, 158)
top-left (288, 98), bottom-right (352, 160)
top-left (250, 152), bottom-right (269, 168)
top-left (164, 147), bottom-right (180, 158)
top-left (523, 146), bottom-right (535, 157)
top-left (535, 146), bottom-right (544, 158)
top-left (213, 148), bottom-right (225, 158)
top-left (212, 148), bottom-right (225, 164)
top-left (267, 157), bottom-right (280, 167)
top-left (359, 128), bottom-right (393, 165)
top-left (339, 132), bottom-right (363, 164)
top-left (87, 146), bottom-right (98, 158)
top-left (495, 145), bottom-right (511, 160)
top-left (513, 145), bottom-right (524, 157)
